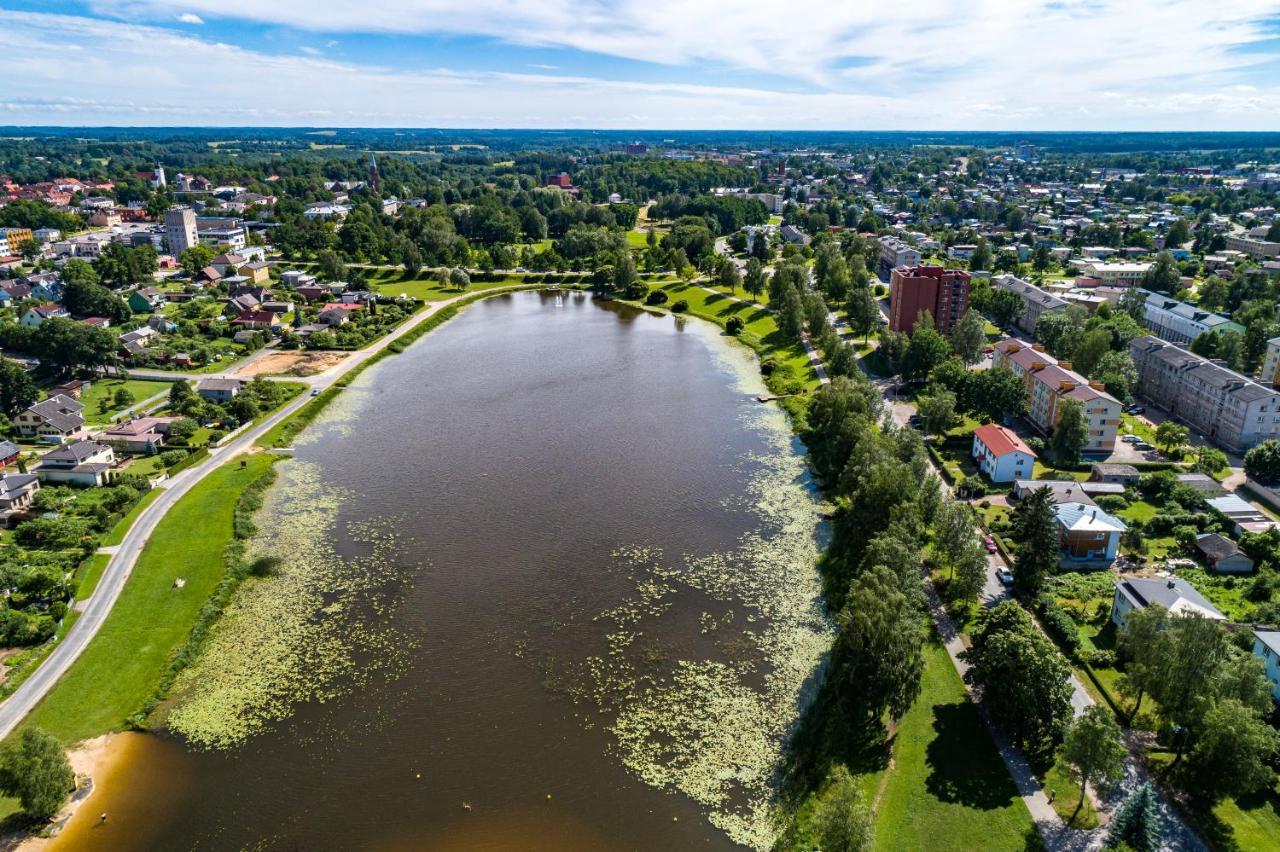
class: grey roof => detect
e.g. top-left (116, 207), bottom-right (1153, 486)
top-left (41, 440), bottom-right (110, 463)
top-left (1195, 532), bottom-right (1241, 562)
top-left (1091, 463), bottom-right (1140, 476)
top-left (1117, 576), bottom-right (1225, 619)
top-left (0, 440), bottom-right (18, 458)
top-left (197, 378), bottom-right (243, 392)
top-left (0, 473), bottom-right (38, 497)
top-left (1175, 473), bottom-right (1227, 494)
top-left (1256, 631), bottom-right (1280, 656)
top-left (25, 395), bottom-right (85, 432)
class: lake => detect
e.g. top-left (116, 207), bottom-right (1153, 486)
top-left (53, 290), bottom-right (830, 851)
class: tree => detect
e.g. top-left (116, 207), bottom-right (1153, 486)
top-left (778, 286), bottom-right (805, 342)
top-left (812, 766), bottom-right (874, 852)
top-left (988, 289), bottom-right (1023, 329)
top-left (17, 238), bottom-right (40, 262)
top-left (901, 318), bottom-right (951, 383)
top-left (1193, 446), bottom-right (1228, 476)
top-left (932, 497), bottom-right (986, 600)
top-left (1244, 439), bottom-right (1280, 484)
top-left (0, 727), bottom-right (73, 817)
top-left (964, 366), bottom-right (1027, 422)
top-left (949, 308), bottom-right (986, 366)
top-left (916, 387), bottom-right (957, 436)
top-left (93, 242), bottom-right (156, 288)
top-left (1154, 421), bottom-right (1189, 457)
top-left (316, 250), bottom-right (347, 283)
top-left (1116, 605), bottom-right (1170, 724)
top-left (62, 277), bottom-right (130, 324)
top-left (1050, 398), bottom-right (1089, 465)
top-left (113, 387), bottom-right (135, 408)
top-left (1185, 698), bottom-right (1279, 801)
top-left (31, 318), bottom-right (116, 375)
top-left (1092, 350), bottom-right (1137, 403)
top-left (179, 244), bottom-right (214, 278)
top-left (1143, 251), bottom-right (1182, 295)
top-left (401, 241), bottom-right (423, 277)
top-left (717, 258), bottom-right (740, 294)
top-left (613, 253), bottom-right (638, 295)
top-left (836, 565), bottom-right (925, 722)
top-left (743, 258), bottom-right (766, 302)
top-left (847, 286), bottom-right (879, 343)
top-left (1061, 705), bottom-right (1126, 820)
top-left (0, 359), bottom-right (38, 416)
top-left (969, 239), bottom-right (993, 272)
top-left (1035, 309), bottom-right (1085, 359)
top-left (167, 417), bottom-right (198, 443)
top-left (1164, 218), bottom-right (1191, 249)
top-left (1010, 486), bottom-right (1059, 597)
top-left (1196, 277), bottom-right (1229, 312)
top-left (960, 601), bottom-right (1073, 754)
top-left (1106, 783), bottom-right (1162, 852)
top-left (449, 267), bottom-right (471, 290)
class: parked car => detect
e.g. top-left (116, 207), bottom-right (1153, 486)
top-left (983, 535), bottom-right (998, 553)
top-left (908, 414), bottom-right (923, 428)
top-left (1121, 434), bottom-right (1139, 443)
top-left (310, 388), bottom-right (320, 396)
top-left (996, 568), bottom-right (1014, 585)
top-left (1134, 441), bottom-right (1154, 451)
top-left (1126, 405), bottom-right (1146, 415)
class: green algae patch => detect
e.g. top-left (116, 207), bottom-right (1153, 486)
top-left (166, 461), bottom-right (417, 749)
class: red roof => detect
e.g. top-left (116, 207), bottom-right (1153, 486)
top-left (320, 302), bottom-right (361, 312)
top-left (973, 423), bottom-right (1036, 459)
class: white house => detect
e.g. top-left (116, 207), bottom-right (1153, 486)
top-left (20, 303), bottom-right (69, 327)
top-left (1111, 576), bottom-right (1225, 629)
top-left (1056, 501), bottom-right (1127, 563)
top-left (37, 440), bottom-right (116, 486)
top-left (1252, 631), bottom-right (1280, 701)
top-left (971, 423), bottom-right (1037, 483)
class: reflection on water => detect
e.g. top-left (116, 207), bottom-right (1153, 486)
top-left (52, 291), bottom-right (827, 851)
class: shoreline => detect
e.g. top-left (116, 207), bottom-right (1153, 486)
top-left (12, 732), bottom-right (129, 852)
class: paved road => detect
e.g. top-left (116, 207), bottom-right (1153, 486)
top-left (0, 286), bottom-right (529, 741)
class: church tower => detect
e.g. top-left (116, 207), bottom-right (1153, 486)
top-left (369, 153), bottom-right (380, 194)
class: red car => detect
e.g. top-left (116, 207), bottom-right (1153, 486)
top-left (982, 535), bottom-right (997, 553)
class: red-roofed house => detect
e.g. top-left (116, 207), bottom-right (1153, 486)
top-left (972, 423), bottom-right (1037, 482)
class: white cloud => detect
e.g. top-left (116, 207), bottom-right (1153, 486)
top-left (2, 7), bottom-right (1280, 128)
top-left (176, 12), bottom-right (203, 24)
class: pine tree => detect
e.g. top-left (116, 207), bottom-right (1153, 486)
top-left (1105, 783), bottom-right (1162, 851)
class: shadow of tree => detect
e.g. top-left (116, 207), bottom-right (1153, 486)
top-left (925, 701), bottom-right (1022, 811)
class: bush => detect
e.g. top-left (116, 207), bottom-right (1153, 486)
top-left (644, 289), bottom-right (668, 306)
top-left (725, 316), bottom-right (744, 335)
top-left (1087, 648), bottom-right (1116, 668)
top-left (159, 449), bottom-right (186, 467)
top-left (759, 358), bottom-right (777, 376)
top-left (1095, 494), bottom-right (1129, 513)
top-left (1036, 593), bottom-right (1083, 660)
top-left (671, 299), bottom-right (689, 313)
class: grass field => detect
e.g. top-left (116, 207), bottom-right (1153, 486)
top-left (17, 456), bottom-right (277, 745)
top-left (100, 488), bottom-right (163, 547)
top-left (74, 553), bottom-right (111, 602)
top-left (74, 379), bottom-right (170, 424)
top-left (648, 282), bottom-right (819, 391)
top-left (865, 637), bottom-right (1038, 849)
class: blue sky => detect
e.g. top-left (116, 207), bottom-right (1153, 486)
top-left (2, 1), bottom-right (1280, 129)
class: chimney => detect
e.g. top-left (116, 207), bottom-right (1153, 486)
top-left (1059, 361), bottom-right (1073, 371)
top-left (1032, 343), bottom-right (1045, 352)
top-left (1088, 380), bottom-right (1106, 391)
top-left (1060, 381), bottom-right (1077, 391)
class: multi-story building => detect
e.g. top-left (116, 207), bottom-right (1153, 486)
top-left (1129, 336), bottom-right (1280, 453)
top-left (888, 265), bottom-right (970, 335)
top-left (992, 274), bottom-right (1068, 334)
top-left (1261, 337), bottom-right (1280, 386)
top-left (878, 236), bottom-right (921, 277)
top-left (164, 206), bottom-right (197, 257)
top-left (1225, 235), bottom-right (1280, 261)
top-left (1136, 289), bottom-right (1244, 346)
top-left (1078, 261), bottom-right (1151, 286)
top-left (0, 228), bottom-right (34, 252)
top-left (994, 339), bottom-right (1122, 453)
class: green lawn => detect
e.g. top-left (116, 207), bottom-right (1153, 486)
top-left (16, 456), bottom-right (277, 745)
top-left (865, 637), bottom-right (1038, 849)
top-left (372, 273), bottom-right (534, 302)
top-left (74, 553), bottom-right (111, 601)
top-left (1206, 788), bottom-right (1280, 852)
top-left (73, 379), bottom-right (171, 424)
top-left (1118, 500), bottom-right (1158, 523)
top-left (649, 282), bottom-right (819, 391)
top-left (1044, 757), bottom-right (1100, 829)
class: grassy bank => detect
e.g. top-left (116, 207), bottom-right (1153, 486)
top-left (17, 456), bottom-right (277, 745)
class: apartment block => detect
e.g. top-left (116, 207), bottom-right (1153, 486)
top-left (1137, 288), bottom-right (1244, 346)
top-left (1129, 336), bottom-right (1280, 453)
top-left (993, 339), bottom-right (1121, 453)
top-left (878, 236), bottom-right (921, 277)
top-left (1225, 235), bottom-right (1280, 261)
top-left (992, 274), bottom-right (1068, 334)
top-left (163, 206), bottom-right (197, 257)
top-left (888, 265), bottom-right (970, 335)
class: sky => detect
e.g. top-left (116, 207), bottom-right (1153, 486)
top-left (2, 1), bottom-right (1280, 129)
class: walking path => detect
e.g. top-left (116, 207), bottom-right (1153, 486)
top-left (0, 285), bottom-right (535, 742)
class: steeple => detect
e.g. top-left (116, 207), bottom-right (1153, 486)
top-left (369, 153), bottom-right (380, 194)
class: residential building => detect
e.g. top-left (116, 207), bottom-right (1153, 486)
top-left (0, 440), bottom-right (19, 466)
top-left (878, 236), bottom-right (921, 276)
top-left (1129, 336), bottom-right (1280, 453)
top-left (991, 274), bottom-right (1068, 334)
top-left (196, 378), bottom-right (243, 403)
top-left (1194, 533), bottom-right (1254, 574)
top-left (164, 206), bottom-right (198, 257)
top-left (1056, 502), bottom-right (1126, 563)
top-left (127, 287), bottom-right (166, 313)
top-left (1089, 463), bottom-right (1141, 485)
top-left (1260, 336), bottom-right (1280, 386)
top-left (994, 340), bottom-right (1121, 453)
top-left (0, 473), bottom-right (39, 521)
top-left (20, 303), bottom-right (69, 327)
top-left (1252, 632), bottom-right (1280, 702)
top-left (1078, 261), bottom-right (1151, 286)
top-left (37, 440), bottom-right (115, 486)
top-left (971, 423), bottom-right (1036, 482)
top-left (888, 265), bottom-right (970, 335)
top-left (1225, 235), bottom-right (1280, 261)
top-left (779, 225), bottom-right (810, 246)
top-left (1111, 576), bottom-right (1225, 629)
top-left (1136, 289), bottom-right (1243, 346)
top-left (13, 395), bottom-right (85, 439)
top-left (0, 228), bottom-right (34, 251)
top-left (101, 416), bottom-right (180, 454)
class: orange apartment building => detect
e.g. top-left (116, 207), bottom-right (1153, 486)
top-left (994, 339), bottom-right (1121, 453)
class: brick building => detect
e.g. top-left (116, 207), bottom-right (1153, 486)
top-left (888, 265), bottom-right (970, 335)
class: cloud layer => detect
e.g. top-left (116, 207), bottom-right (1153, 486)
top-left (2, 4), bottom-right (1280, 128)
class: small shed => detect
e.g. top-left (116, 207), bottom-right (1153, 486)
top-left (1194, 533), bottom-right (1255, 575)
top-left (1089, 463), bottom-right (1141, 485)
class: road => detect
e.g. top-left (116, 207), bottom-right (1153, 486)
top-left (0, 286), bottom-right (530, 741)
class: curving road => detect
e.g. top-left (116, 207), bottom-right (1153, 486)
top-left (0, 286), bottom-right (530, 741)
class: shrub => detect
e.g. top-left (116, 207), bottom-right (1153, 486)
top-left (1095, 494), bottom-right (1129, 513)
top-left (159, 449), bottom-right (186, 467)
top-left (671, 299), bottom-right (689, 313)
top-left (725, 316), bottom-right (744, 335)
top-left (644, 289), bottom-right (668, 306)
top-left (1036, 593), bottom-right (1083, 659)
top-left (760, 358), bottom-right (777, 376)
top-left (1087, 649), bottom-right (1116, 668)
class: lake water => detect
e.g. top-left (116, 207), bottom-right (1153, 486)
top-left (53, 291), bottom-right (830, 851)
